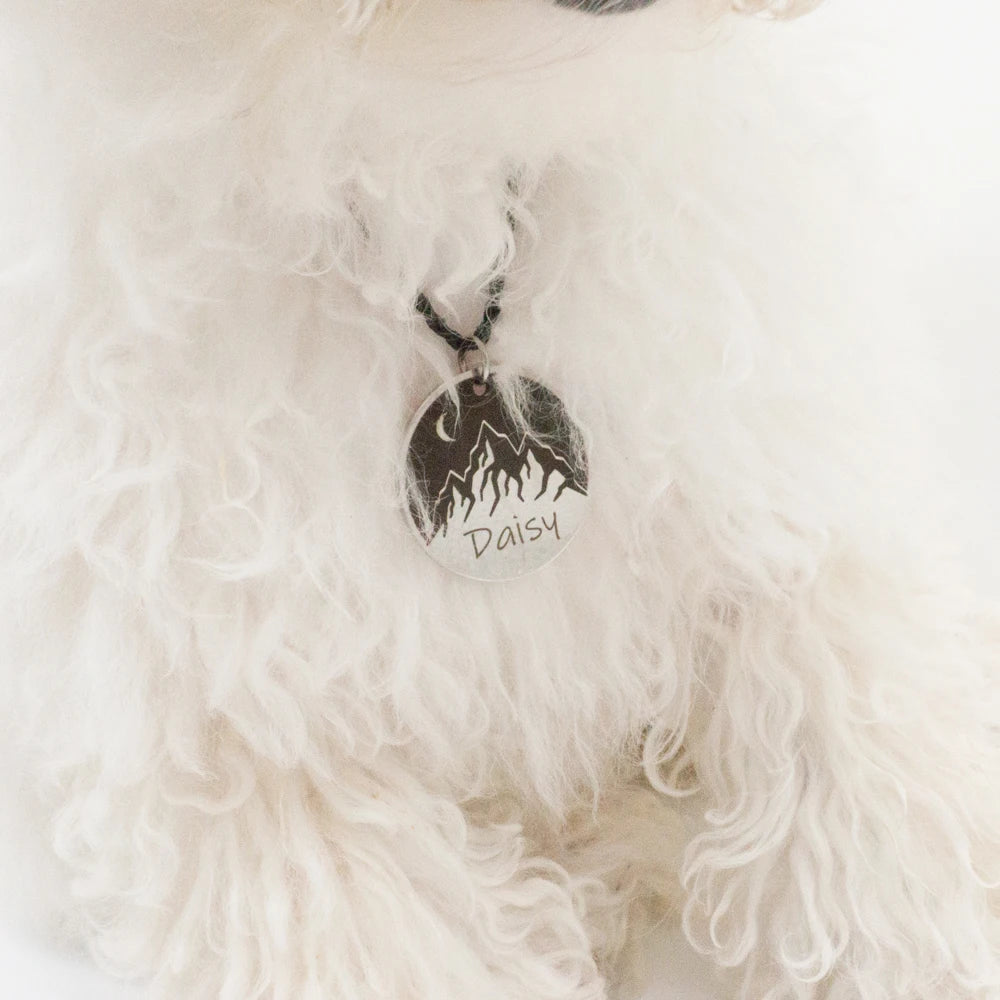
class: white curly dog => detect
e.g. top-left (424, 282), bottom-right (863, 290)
top-left (0, 1), bottom-right (997, 998)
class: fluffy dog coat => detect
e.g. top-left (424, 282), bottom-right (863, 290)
top-left (1, 1), bottom-right (998, 998)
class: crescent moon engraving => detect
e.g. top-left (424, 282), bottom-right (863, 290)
top-left (435, 412), bottom-right (456, 443)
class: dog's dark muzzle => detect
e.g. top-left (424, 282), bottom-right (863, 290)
top-left (552, 0), bottom-right (660, 13)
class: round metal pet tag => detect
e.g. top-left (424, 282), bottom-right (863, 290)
top-left (403, 371), bottom-right (589, 581)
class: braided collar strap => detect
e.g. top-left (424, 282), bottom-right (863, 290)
top-left (414, 273), bottom-right (506, 362)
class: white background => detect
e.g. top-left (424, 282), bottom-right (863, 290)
top-left (2, 0), bottom-right (999, 996)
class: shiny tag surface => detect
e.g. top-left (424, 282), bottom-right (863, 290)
top-left (403, 371), bottom-right (589, 581)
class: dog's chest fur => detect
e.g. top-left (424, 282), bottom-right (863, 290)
top-left (118, 192), bottom-right (686, 810)
top-left (1, 0), bottom-right (927, 884)
top-left (4, 141), bottom-right (695, 822)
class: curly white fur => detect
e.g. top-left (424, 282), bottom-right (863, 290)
top-left (0, 1), bottom-right (997, 999)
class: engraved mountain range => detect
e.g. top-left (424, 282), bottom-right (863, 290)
top-left (406, 376), bottom-right (590, 548)
top-left (434, 420), bottom-right (588, 539)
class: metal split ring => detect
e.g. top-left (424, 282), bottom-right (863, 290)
top-left (458, 335), bottom-right (491, 386)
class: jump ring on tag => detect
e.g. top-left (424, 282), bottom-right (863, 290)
top-left (458, 335), bottom-right (490, 389)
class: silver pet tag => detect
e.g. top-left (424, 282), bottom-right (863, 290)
top-left (403, 371), bottom-right (589, 581)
